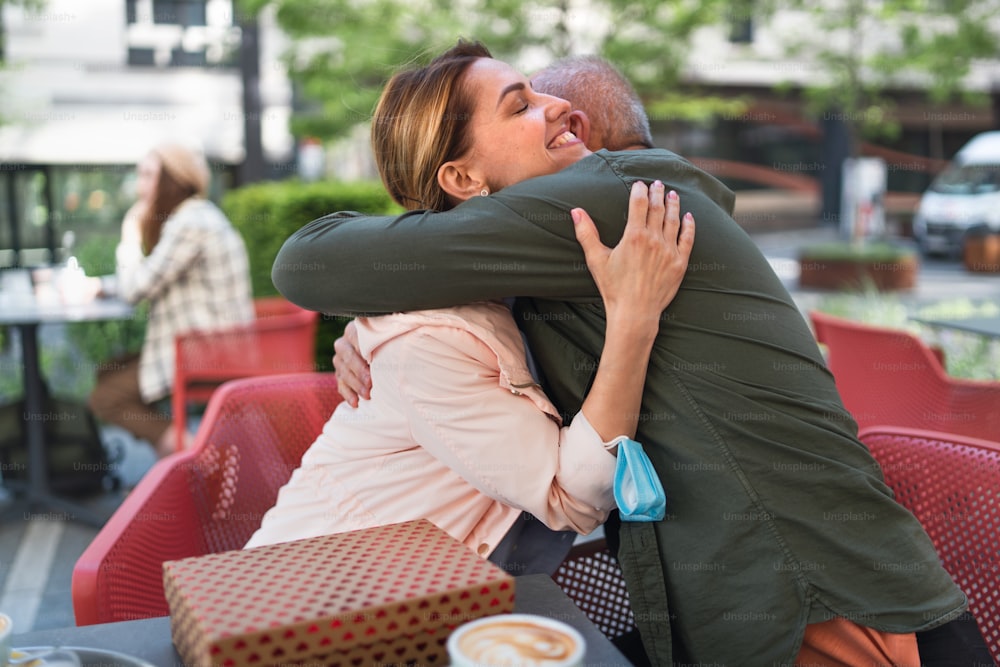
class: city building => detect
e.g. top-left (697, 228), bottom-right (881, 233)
top-left (0, 0), bottom-right (293, 267)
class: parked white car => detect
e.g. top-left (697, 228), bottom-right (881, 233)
top-left (913, 131), bottom-right (1000, 256)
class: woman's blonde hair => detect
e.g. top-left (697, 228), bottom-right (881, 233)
top-left (372, 40), bottom-right (491, 211)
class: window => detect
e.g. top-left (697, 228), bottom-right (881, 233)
top-left (728, 1), bottom-right (755, 44)
top-left (170, 46), bottom-right (207, 67)
top-left (127, 47), bottom-right (155, 67)
top-left (125, 0), bottom-right (236, 68)
top-left (152, 0), bottom-right (207, 27)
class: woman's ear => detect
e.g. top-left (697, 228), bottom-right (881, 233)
top-left (438, 160), bottom-right (486, 204)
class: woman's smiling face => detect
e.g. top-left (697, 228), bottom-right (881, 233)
top-left (454, 58), bottom-right (590, 194)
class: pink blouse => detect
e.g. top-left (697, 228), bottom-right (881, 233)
top-left (245, 301), bottom-right (617, 556)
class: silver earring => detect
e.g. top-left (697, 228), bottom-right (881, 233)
top-left (480, 188), bottom-right (489, 197)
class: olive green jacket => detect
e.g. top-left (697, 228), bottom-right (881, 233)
top-left (273, 149), bottom-right (966, 665)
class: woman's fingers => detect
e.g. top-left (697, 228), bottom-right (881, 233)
top-left (645, 181), bottom-right (667, 234)
top-left (571, 206), bottom-right (611, 272)
top-left (572, 183), bottom-right (696, 319)
top-left (678, 211), bottom-right (696, 260)
top-left (626, 181), bottom-right (650, 234)
top-left (663, 188), bottom-right (680, 240)
top-left (332, 321), bottom-right (371, 407)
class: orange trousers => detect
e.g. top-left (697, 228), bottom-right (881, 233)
top-left (795, 617), bottom-right (920, 667)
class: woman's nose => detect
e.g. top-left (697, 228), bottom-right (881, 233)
top-left (543, 94), bottom-right (572, 121)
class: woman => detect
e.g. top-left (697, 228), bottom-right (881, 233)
top-left (89, 143), bottom-right (254, 457)
top-left (245, 43), bottom-right (695, 578)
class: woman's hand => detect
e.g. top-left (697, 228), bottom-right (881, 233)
top-left (332, 319), bottom-right (371, 407)
top-left (572, 181), bottom-right (694, 441)
top-left (572, 180), bottom-right (695, 336)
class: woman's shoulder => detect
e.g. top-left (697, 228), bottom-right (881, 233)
top-left (358, 304), bottom-right (532, 375)
top-left (169, 198), bottom-right (230, 227)
top-left (358, 303), bottom-right (515, 351)
top-left (172, 196), bottom-right (216, 212)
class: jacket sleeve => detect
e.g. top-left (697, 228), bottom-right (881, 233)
top-left (376, 325), bottom-right (617, 534)
top-left (272, 149), bottom-right (734, 316)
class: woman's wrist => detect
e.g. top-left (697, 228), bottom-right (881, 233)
top-left (605, 310), bottom-right (660, 346)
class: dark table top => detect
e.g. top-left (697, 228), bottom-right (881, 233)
top-left (911, 315), bottom-right (1000, 340)
top-left (11, 574), bottom-right (633, 666)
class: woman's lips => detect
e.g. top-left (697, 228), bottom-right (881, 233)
top-left (549, 131), bottom-right (578, 148)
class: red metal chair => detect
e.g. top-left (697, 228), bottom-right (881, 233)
top-left (809, 310), bottom-right (1000, 440)
top-left (72, 372), bottom-right (342, 626)
top-left (172, 296), bottom-right (319, 450)
top-left (859, 426), bottom-right (1000, 663)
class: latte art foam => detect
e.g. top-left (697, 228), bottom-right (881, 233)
top-left (457, 620), bottom-right (578, 665)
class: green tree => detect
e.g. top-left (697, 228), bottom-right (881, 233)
top-left (235, 0), bottom-right (741, 141)
top-left (762, 0), bottom-right (999, 241)
top-left (767, 0), bottom-right (999, 157)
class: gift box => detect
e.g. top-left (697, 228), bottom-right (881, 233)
top-left (163, 519), bottom-right (515, 667)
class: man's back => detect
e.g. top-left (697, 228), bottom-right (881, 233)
top-left (507, 150), bottom-right (964, 662)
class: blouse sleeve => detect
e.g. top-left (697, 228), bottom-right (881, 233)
top-left (375, 325), bottom-right (617, 535)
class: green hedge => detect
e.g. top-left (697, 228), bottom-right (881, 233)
top-left (222, 179), bottom-right (401, 298)
top-left (222, 179), bottom-right (403, 370)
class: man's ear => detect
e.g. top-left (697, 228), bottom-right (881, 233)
top-left (569, 110), bottom-right (595, 151)
top-left (438, 160), bottom-right (486, 204)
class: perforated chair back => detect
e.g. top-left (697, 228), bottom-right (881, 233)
top-left (72, 372), bottom-right (342, 626)
top-left (552, 538), bottom-right (635, 640)
top-left (172, 296), bottom-right (318, 450)
top-left (809, 311), bottom-right (1000, 439)
top-left (860, 426), bottom-right (1000, 662)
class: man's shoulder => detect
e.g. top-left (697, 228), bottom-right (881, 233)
top-left (592, 148), bottom-right (736, 214)
top-left (591, 148), bottom-right (702, 177)
top-left (592, 147), bottom-right (689, 165)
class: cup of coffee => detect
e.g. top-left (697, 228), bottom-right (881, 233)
top-left (0, 613), bottom-right (12, 667)
top-left (447, 613), bottom-right (586, 666)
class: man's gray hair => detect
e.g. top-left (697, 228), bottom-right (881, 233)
top-left (532, 55), bottom-right (654, 151)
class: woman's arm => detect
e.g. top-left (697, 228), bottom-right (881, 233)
top-left (377, 326), bottom-right (616, 534)
top-left (331, 181), bottom-right (696, 419)
top-left (372, 185), bottom-right (692, 533)
top-left (573, 181), bottom-right (694, 441)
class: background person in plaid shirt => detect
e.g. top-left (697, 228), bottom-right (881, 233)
top-left (88, 142), bottom-right (254, 458)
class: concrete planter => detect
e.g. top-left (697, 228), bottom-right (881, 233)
top-left (798, 243), bottom-right (919, 291)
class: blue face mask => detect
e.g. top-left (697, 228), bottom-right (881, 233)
top-left (614, 438), bottom-right (666, 522)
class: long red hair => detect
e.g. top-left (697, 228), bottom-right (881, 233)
top-left (139, 159), bottom-right (198, 255)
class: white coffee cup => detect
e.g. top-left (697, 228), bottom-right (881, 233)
top-left (0, 613), bottom-right (12, 667)
top-left (447, 613), bottom-right (586, 667)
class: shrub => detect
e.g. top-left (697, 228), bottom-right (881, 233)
top-left (62, 236), bottom-right (149, 400)
top-left (222, 179), bottom-right (401, 297)
top-left (798, 240), bottom-right (917, 262)
top-left (222, 179), bottom-right (403, 369)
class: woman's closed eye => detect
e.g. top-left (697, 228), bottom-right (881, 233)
top-left (514, 102), bottom-right (529, 115)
